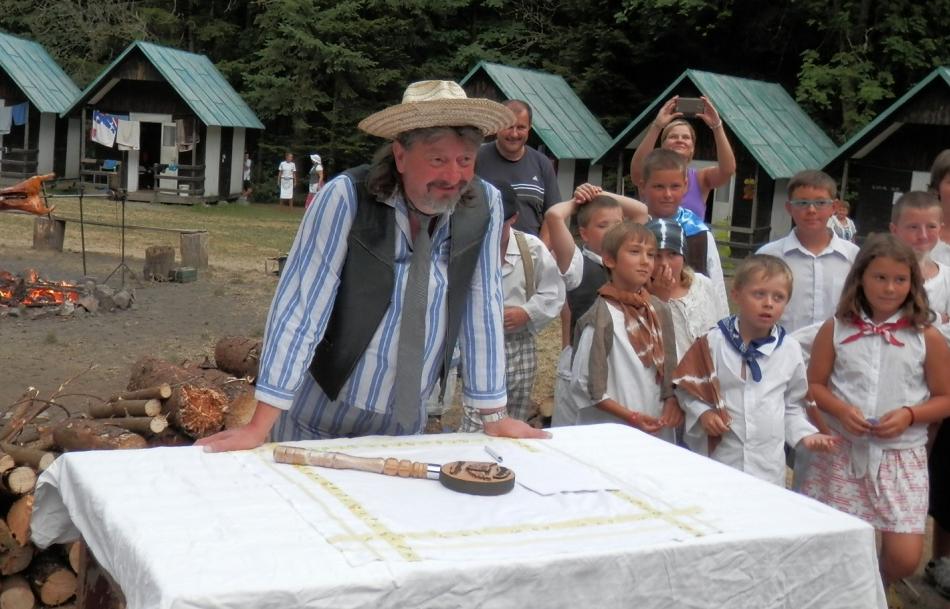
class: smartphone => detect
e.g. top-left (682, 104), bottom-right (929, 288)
top-left (674, 97), bottom-right (705, 116)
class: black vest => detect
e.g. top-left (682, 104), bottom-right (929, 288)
top-left (566, 254), bottom-right (608, 337)
top-left (309, 166), bottom-right (491, 400)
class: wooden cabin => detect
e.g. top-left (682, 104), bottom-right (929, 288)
top-left (60, 41), bottom-right (263, 203)
top-left (460, 62), bottom-right (613, 197)
top-left (592, 70), bottom-right (838, 255)
top-left (0, 32), bottom-right (80, 184)
top-left (823, 66), bottom-right (950, 235)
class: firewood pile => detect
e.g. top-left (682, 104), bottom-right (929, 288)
top-left (0, 336), bottom-right (261, 608)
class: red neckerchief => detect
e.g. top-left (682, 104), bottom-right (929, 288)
top-left (840, 314), bottom-right (912, 347)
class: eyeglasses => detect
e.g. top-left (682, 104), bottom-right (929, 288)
top-left (788, 199), bottom-right (835, 209)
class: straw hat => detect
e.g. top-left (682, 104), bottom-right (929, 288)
top-left (358, 80), bottom-right (515, 140)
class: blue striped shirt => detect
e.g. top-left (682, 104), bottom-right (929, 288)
top-left (255, 174), bottom-right (507, 439)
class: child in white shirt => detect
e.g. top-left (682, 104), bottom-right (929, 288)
top-left (674, 254), bottom-right (837, 486)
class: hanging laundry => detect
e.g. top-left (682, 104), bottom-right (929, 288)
top-left (176, 118), bottom-right (199, 152)
top-left (0, 105), bottom-right (11, 135)
top-left (116, 119), bottom-right (141, 151)
top-left (10, 102), bottom-right (28, 126)
top-left (91, 110), bottom-right (119, 148)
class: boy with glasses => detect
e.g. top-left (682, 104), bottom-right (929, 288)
top-left (756, 170), bottom-right (859, 332)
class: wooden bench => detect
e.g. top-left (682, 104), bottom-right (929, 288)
top-left (33, 214), bottom-right (209, 269)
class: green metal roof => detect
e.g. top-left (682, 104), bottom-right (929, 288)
top-left (460, 61), bottom-right (612, 160)
top-left (63, 40), bottom-right (263, 129)
top-left (0, 32), bottom-right (80, 114)
top-left (594, 69), bottom-right (838, 179)
top-left (823, 66), bottom-right (950, 167)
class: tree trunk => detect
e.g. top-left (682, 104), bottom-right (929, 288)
top-left (143, 245), bottom-right (175, 281)
top-left (128, 357), bottom-right (228, 438)
top-left (0, 520), bottom-right (18, 552)
top-left (89, 399), bottom-right (162, 418)
top-left (29, 553), bottom-right (77, 607)
top-left (0, 545), bottom-right (34, 577)
top-left (0, 468), bottom-right (36, 496)
top-left (109, 384), bottom-right (171, 402)
top-left (0, 444), bottom-right (56, 472)
top-left (94, 417), bottom-right (168, 436)
top-left (213, 336), bottom-right (261, 380)
top-left (52, 420), bottom-right (147, 452)
top-left (6, 495), bottom-right (33, 546)
top-left (0, 574), bottom-right (35, 608)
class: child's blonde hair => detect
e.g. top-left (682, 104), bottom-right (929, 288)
top-left (787, 169), bottom-right (837, 199)
top-left (601, 221), bottom-right (657, 268)
top-left (642, 148), bottom-right (687, 183)
top-left (891, 190), bottom-right (941, 224)
top-left (732, 255), bottom-right (794, 298)
top-left (835, 233), bottom-right (932, 328)
top-left (576, 194), bottom-right (621, 228)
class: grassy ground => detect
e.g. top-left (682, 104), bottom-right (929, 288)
top-left (0, 197), bottom-right (303, 273)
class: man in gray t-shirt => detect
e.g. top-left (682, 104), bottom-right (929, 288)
top-left (476, 100), bottom-right (561, 236)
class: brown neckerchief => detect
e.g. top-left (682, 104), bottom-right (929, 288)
top-left (598, 283), bottom-right (665, 383)
top-left (672, 333), bottom-right (731, 454)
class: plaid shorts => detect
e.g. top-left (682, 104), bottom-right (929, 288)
top-left (460, 329), bottom-right (537, 432)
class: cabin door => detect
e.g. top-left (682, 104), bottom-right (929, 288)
top-left (160, 122), bottom-right (177, 191)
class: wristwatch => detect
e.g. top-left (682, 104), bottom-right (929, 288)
top-left (479, 409), bottom-right (508, 425)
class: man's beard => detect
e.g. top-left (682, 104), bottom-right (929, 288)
top-left (415, 180), bottom-right (469, 215)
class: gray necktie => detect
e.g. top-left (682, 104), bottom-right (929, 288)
top-left (393, 212), bottom-right (434, 431)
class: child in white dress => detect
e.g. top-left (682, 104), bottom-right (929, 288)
top-left (802, 233), bottom-right (950, 587)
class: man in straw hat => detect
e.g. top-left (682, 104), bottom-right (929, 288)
top-left (199, 80), bottom-right (549, 450)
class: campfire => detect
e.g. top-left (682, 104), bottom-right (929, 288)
top-left (0, 269), bottom-right (82, 307)
top-left (0, 269), bottom-right (133, 318)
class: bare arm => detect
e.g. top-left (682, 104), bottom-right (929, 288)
top-left (630, 97), bottom-right (680, 185)
top-left (807, 320), bottom-right (872, 436)
top-left (196, 400), bottom-right (282, 452)
top-left (542, 198), bottom-right (580, 274)
top-left (874, 327), bottom-right (950, 438)
top-left (696, 97), bottom-right (736, 193)
top-left (595, 398), bottom-right (662, 433)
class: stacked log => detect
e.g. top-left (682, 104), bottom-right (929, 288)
top-left (0, 446), bottom-right (78, 609)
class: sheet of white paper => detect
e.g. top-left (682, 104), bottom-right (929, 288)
top-left (484, 442), bottom-right (620, 495)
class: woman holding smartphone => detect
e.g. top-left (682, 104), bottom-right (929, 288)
top-left (629, 96), bottom-right (736, 220)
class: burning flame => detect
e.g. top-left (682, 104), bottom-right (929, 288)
top-left (0, 269), bottom-right (82, 307)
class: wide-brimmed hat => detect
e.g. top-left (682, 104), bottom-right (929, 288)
top-left (358, 80), bottom-right (515, 140)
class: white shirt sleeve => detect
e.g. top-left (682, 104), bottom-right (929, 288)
top-left (522, 235), bottom-right (566, 333)
top-left (705, 232), bottom-right (730, 317)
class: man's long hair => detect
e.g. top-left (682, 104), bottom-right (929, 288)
top-left (367, 126), bottom-right (484, 205)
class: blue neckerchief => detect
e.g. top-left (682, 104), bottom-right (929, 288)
top-left (674, 207), bottom-right (709, 237)
top-left (717, 315), bottom-right (785, 382)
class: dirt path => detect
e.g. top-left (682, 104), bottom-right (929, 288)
top-left (0, 245), bottom-right (274, 410)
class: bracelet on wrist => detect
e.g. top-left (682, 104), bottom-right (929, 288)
top-left (902, 406), bottom-right (915, 426)
top-left (710, 120), bottom-right (723, 130)
top-left (479, 409), bottom-right (507, 425)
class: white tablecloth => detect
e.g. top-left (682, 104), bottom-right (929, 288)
top-left (31, 424), bottom-right (886, 609)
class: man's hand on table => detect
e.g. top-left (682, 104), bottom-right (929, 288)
top-left (484, 417), bottom-right (551, 439)
top-left (195, 400), bottom-right (280, 452)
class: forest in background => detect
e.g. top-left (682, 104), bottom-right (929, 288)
top-left (1, 0), bottom-right (948, 178)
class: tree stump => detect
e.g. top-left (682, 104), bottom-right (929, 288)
top-left (52, 420), bottom-right (147, 452)
top-left (143, 245), bottom-right (175, 281)
top-left (180, 232), bottom-right (208, 270)
top-left (128, 357), bottom-right (228, 438)
top-left (0, 574), bottom-right (35, 608)
top-left (214, 337), bottom-right (261, 381)
top-left (32, 217), bottom-right (65, 252)
top-left (29, 554), bottom-right (77, 606)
